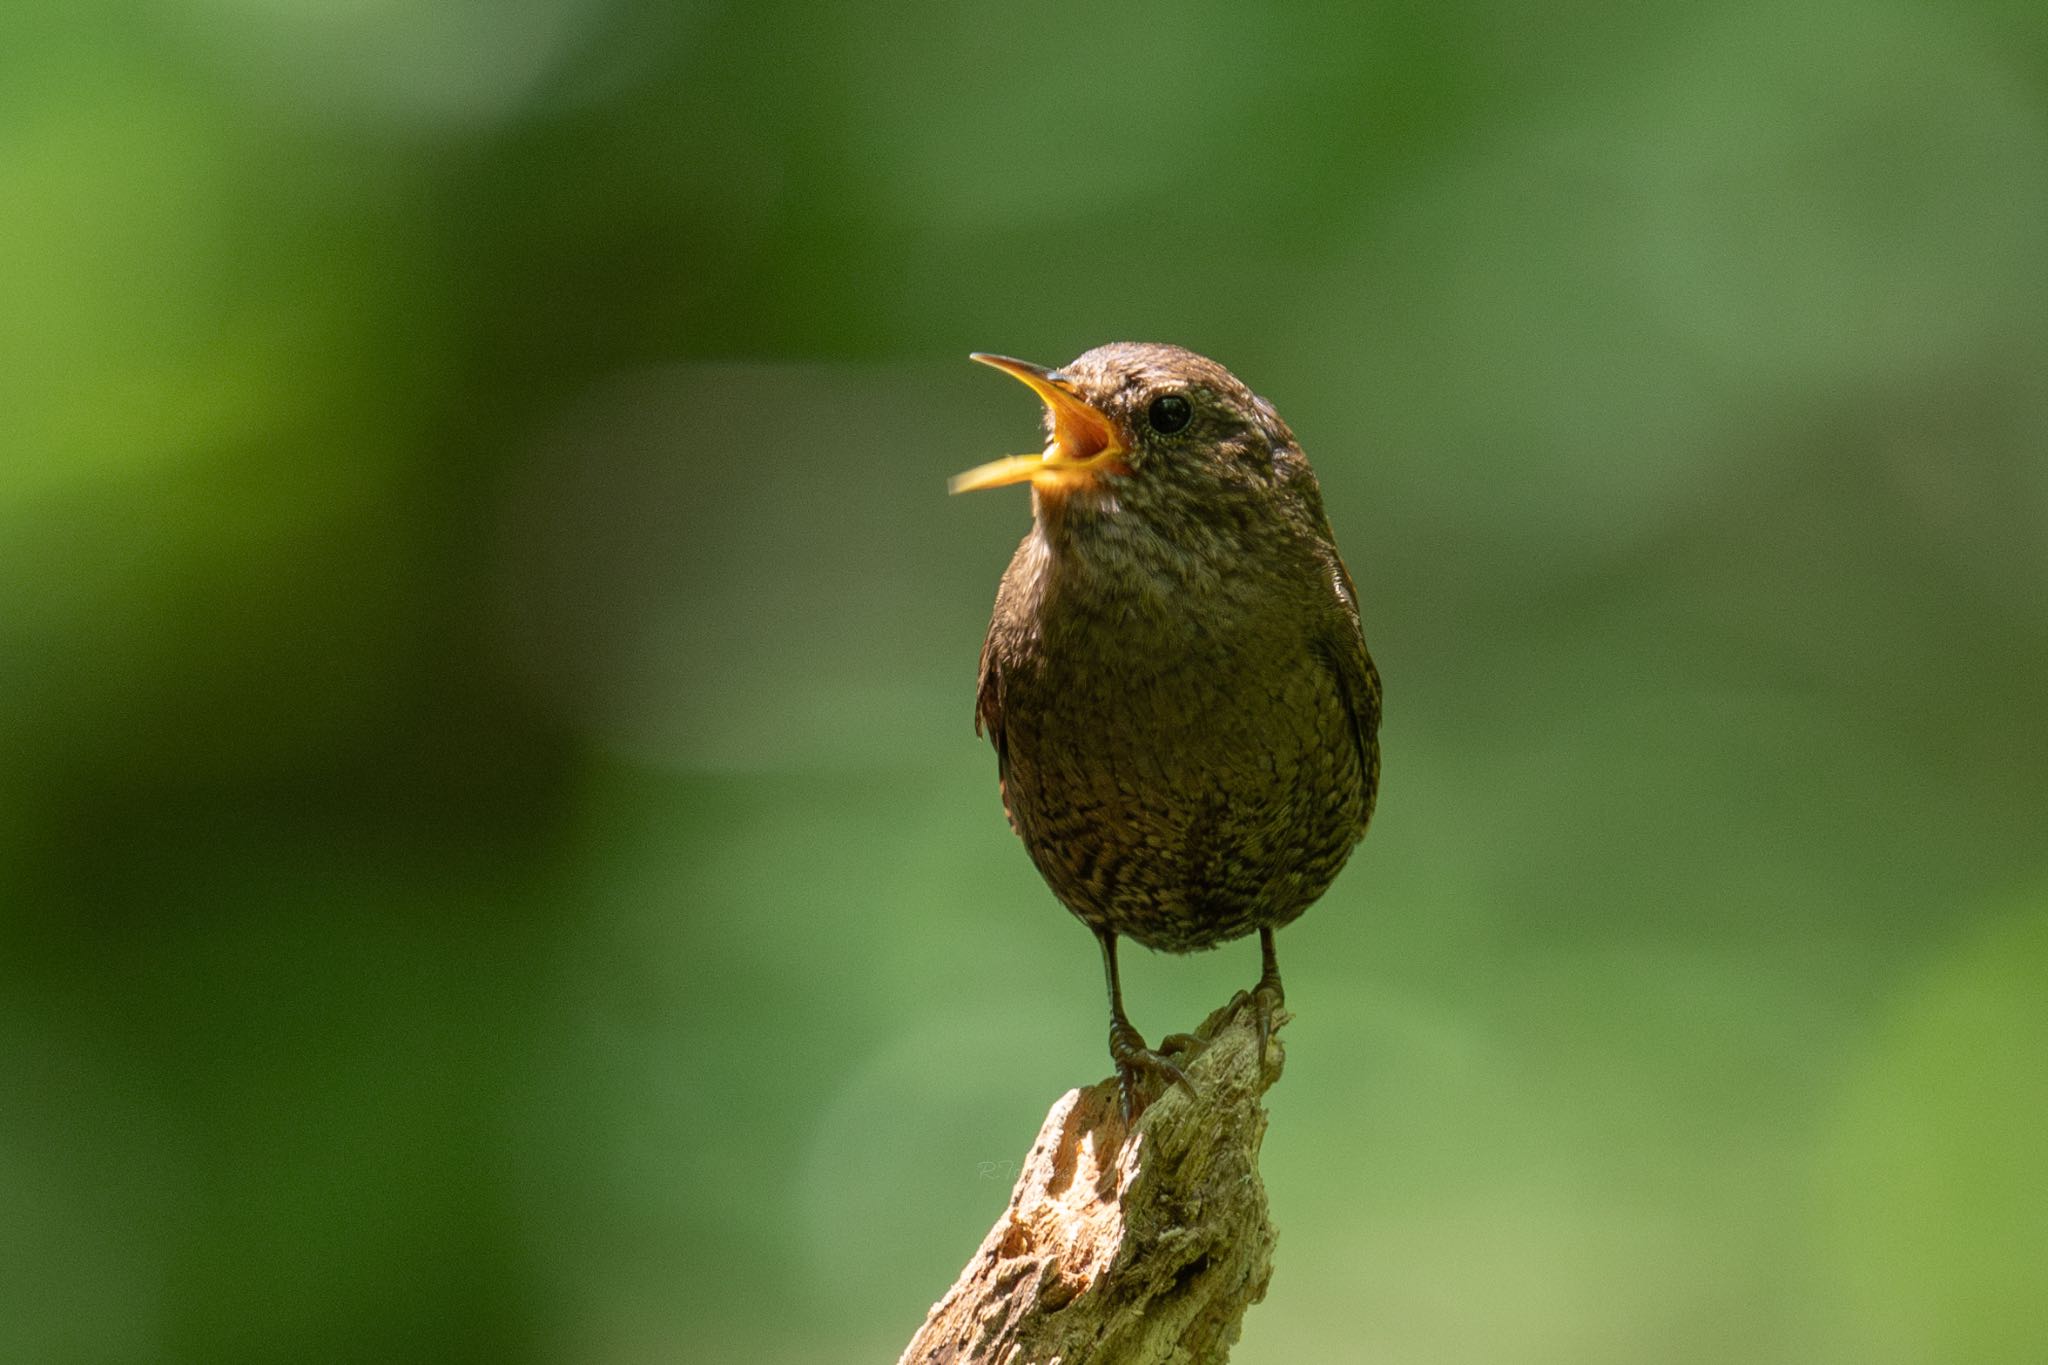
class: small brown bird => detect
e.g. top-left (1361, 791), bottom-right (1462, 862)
top-left (953, 343), bottom-right (1380, 1119)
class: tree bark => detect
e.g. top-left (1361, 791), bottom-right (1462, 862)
top-left (898, 995), bottom-right (1285, 1364)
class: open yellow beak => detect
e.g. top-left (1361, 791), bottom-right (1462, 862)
top-left (949, 353), bottom-right (1128, 494)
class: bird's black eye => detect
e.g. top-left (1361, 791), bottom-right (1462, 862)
top-left (1146, 393), bottom-right (1193, 435)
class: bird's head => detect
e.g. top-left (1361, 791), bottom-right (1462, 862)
top-left (951, 343), bottom-right (1315, 531)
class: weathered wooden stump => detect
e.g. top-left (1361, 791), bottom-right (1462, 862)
top-left (899, 995), bottom-right (1285, 1364)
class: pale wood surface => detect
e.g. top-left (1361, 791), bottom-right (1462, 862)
top-left (898, 996), bottom-right (1285, 1364)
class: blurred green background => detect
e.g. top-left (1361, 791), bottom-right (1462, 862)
top-left (4, 1), bottom-right (2047, 1362)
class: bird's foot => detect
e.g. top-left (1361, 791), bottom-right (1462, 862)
top-left (1228, 973), bottom-right (1286, 1077)
top-left (1109, 1018), bottom-right (1200, 1127)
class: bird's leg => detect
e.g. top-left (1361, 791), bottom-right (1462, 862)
top-left (1097, 928), bottom-right (1199, 1126)
top-left (1250, 926), bottom-right (1286, 1067)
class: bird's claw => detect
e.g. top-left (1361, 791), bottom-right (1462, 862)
top-left (1228, 974), bottom-right (1285, 1078)
top-left (1109, 1019), bottom-right (1200, 1126)
top-left (1252, 978), bottom-right (1284, 1067)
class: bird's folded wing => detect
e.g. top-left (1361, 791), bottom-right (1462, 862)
top-left (1316, 553), bottom-right (1382, 828)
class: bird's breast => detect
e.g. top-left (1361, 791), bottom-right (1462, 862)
top-left (990, 574), bottom-right (1366, 950)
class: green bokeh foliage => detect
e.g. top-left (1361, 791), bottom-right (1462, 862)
top-left (3, 1), bottom-right (2045, 1361)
